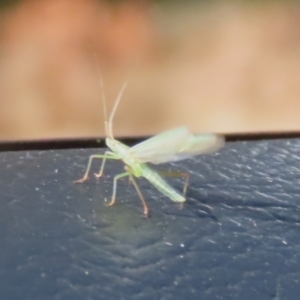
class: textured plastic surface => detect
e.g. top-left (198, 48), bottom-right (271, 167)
top-left (1, 139), bottom-right (300, 300)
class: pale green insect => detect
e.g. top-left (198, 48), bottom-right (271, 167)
top-left (75, 66), bottom-right (224, 216)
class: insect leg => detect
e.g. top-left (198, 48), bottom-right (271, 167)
top-left (74, 153), bottom-right (118, 183)
top-left (107, 171), bottom-right (130, 207)
top-left (127, 173), bottom-right (148, 217)
top-left (107, 167), bottom-right (149, 217)
top-left (94, 151), bottom-right (110, 178)
top-left (181, 172), bottom-right (190, 197)
top-left (158, 171), bottom-right (190, 197)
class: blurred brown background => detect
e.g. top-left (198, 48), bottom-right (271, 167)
top-left (0, 0), bottom-right (299, 140)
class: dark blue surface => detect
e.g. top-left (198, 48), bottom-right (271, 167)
top-left (1, 139), bottom-right (300, 300)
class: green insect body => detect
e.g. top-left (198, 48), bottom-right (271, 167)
top-left (75, 63), bottom-right (224, 216)
top-left (107, 137), bottom-right (186, 202)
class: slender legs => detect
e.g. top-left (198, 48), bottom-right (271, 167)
top-left (158, 171), bottom-right (190, 197)
top-left (106, 171), bottom-right (130, 207)
top-left (74, 154), bottom-right (187, 217)
top-left (75, 155), bottom-right (148, 216)
top-left (107, 166), bottom-right (148, 217)
top-left (125, 167), bottom-right (148, 217)
top-left (94, 152), bottom-right (110, 178)
top-left (157, 171), bottom-right (189, 210)
top-left (74, 152), bottom-right (117, 183)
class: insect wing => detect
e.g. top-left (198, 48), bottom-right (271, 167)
top-left (177, 133), bottom-right (224, 160)
top-left (130, 127), bottom-right (191, 163)
top-left (150, 133), bottom-right (224, 163)
top-left (130, 127), bottom-right (224, 164)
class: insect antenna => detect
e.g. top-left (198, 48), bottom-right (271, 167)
top-left (94, 54), bottom-right (131, 140)
top-left (94, 54), bottom-right (111, 139)
top-left (107, 80), bottom-right (129, 140)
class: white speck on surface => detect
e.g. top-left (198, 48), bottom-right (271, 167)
top-left (207, 239), bottom-right (217, 244)
top-left (282, 240), bottom-right (287, 245)
top-left (230, 219), bottom-right (241, 226)
top-left (164, 242), bottom-right (173, 246)
top-left (180, 243), bottom-right (185, 248)
top-left (77, 214), bottom-right (86, 222)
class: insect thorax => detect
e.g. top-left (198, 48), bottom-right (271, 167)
top-left (106, 138), bottom-right (143, 177)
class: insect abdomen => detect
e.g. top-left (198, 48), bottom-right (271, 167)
top-left (141, 165), bottom-right (185, 203)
